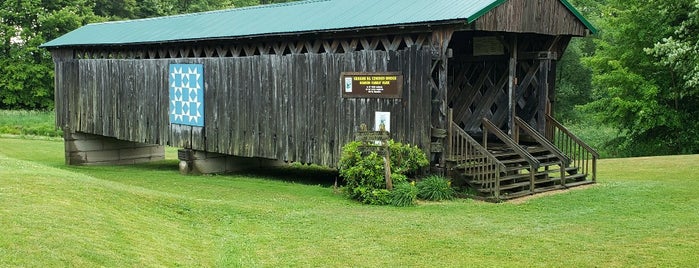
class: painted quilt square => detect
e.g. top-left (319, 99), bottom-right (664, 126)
top-left (169, 64), bottom-right (204, 127)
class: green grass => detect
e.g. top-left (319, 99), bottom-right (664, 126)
top-left (0, 110), bottom-right (62, 138)
top-left (1, 137), bottom-right (698, 267)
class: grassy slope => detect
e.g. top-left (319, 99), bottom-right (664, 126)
top-left (1, 137), bottom-right (698, 267)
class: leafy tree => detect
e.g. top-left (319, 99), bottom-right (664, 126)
top-left (0, 0), bottom-right (99, 110)
top-left (555, 40), bottom-right (593, 121)
top-left (581, 0), bottom-right (698, 155)
top-left (647, 0), bottom-right (699, 154)
top-left (553, 0), bottom-right (604, 122)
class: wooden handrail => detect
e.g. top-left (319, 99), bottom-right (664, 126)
top-left (514, 116), bottom-right (571, 165)
top-left (449, 122), bottom-right (506, 171)
top-left (546, 115), bottom-right (600, 158)
top-left (545, 115), bottom-right (599, 181)
top-left (449, 121), bottom-right (505, 198)
top-left (448, 109), bottom-right (506, 198)
top-left (482, 118), bottom-right (540, 170)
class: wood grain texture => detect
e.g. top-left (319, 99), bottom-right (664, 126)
top-left (57, 47), bottom-right (432, 167)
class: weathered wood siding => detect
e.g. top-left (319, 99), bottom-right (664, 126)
top-left (55, 47), bottom-right (432, 167)
top-left (474, 0), bottom-right (589, 36)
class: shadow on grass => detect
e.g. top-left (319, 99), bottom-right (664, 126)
top-left (237, 164), bottom-right (339, 187)
top-left (126, 160), bottom-right (340, 187)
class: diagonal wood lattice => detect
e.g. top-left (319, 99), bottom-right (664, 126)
top-left (448, 58), bottom-right (551, 135)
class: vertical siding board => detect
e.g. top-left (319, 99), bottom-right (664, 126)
top-left (270, 55), bottom-right (282, 160)
top-left (100, 61), bottom-right (111, 137)
top-left (205, 59), bottom-right (219, 152)
top-left (217, 59), bottom-right (230, 155)
top-left (232, 59), bottom-right (242, 156)
top-left (81, 60), bottom-right (91, 134)
top-left (159, 59), bottom-right (170, 146)
top-left (280, 55), bottom-right (291, 162)
top-left (144, 60), bottom-right (158, 144)
top-left (243, 57), bottom-right (252, 156)
top-left (287, 55), bottom-right (297, 162)
top-left (135, 60), bottom-right (147, 142)
top-left (110, 60), bottom-right (121, 140)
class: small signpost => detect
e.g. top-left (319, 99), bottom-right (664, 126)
top-left (355, 123), bottom-right (392, 190)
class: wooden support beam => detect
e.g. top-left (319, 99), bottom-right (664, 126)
top-left (430, 28), bottom-right (454, 169)
top-left (508, 36), bottom-right (518, 137)
top-left (322, 40), bottom-right (339, 53)
top-left (537, 59), bottom-right (551, 133)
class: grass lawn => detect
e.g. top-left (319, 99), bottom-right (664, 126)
top-left (1, 137), bottom-right (698, 267)
top-left (0, 110), bottom-right (62, 138)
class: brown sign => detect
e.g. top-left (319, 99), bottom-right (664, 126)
top-left (341, 72), bottom-right (403, 98)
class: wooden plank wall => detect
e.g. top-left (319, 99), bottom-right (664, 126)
top-left (474, 0), bottom-right (589, 36)
top-left (56, 46), bottom-right (432, 167)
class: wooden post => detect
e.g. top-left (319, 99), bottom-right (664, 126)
top-left (430, 28), bottom-right (454, 170)
top-left (355, 125), bottom-right (392, 190)
top-left (447, 108), bottom-right (453, 159)
top-left (508, 37), bottom-right (518, 138)
top-left (538, 59), bottom-right (551, 134)
top-left (385, 150), bottom-right (393, 190)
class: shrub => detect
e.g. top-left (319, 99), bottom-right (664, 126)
top-left (339, 140), bottom-right (429, 205)
top-left (390, 182), bottom-right (417, 207)
top-left (388, 140), bottom-right (429, 176)
top-left (417, 175), bottom-right (455, 201)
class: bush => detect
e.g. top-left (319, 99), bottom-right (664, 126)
top-left (390, 182), bottom-right (417, 207)
top-left (417, 175), bottom-right (455, 201)
top-left (389, 140), bottom-right (429, 176)
top-left (339, 140), bottom-right (428, 205)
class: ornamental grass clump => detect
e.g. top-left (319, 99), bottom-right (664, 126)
top-left (417, 175), bottom-right (455, 201)
top-left (390, 182), bottom-right (417, 207)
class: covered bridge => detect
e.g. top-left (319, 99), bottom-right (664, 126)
top-left (42, 0), bottom-right (599, 200)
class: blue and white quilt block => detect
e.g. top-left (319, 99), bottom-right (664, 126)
top-left (169, 64), bottom-right (204, 127)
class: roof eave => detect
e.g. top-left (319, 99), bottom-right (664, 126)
top-left (559, 0), bottom-right (597, 35)
top-left (41, 20), bottom-right (470, 50)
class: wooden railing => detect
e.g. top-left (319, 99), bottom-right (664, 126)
top-left (482, 118), bottom-right (540, 192)
top-left (514, 116), bottom-right (570, 184)
top-left (545, 115), bottom-right (599, 181)
top-left (447, 121), bottom-right (506, 198)
top-left (482, 118), bottom-right (540, 170)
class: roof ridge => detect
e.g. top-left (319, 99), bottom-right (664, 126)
top-left (91, 0), bottom-right (330, 26)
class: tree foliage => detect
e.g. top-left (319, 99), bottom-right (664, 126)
top-left (0, 0), bottom-right (297, 110)
top-left (580, 0), bottom-right (699, 156)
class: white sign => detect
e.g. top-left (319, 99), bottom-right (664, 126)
top-left (374, 112), bottom-right (391, 132)
top-left (344, 77), bottom-right (353, 92)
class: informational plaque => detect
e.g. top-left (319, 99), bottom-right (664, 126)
top-left (473, 36), bottom-right (505, 56)
top-left (341, 72), bottom-right (403, 99)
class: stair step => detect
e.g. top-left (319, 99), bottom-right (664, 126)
top-left (563, 173), bottom-right (588, 183)
top-left (475, 176), bottom-right (563, 192)
top-left (489, 146), bottom-right (549, 157)
top-left (563, 180), bottom-right (595, 188)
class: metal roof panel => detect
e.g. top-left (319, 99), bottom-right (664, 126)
top-left (41, 0), bottom-right (594, 48)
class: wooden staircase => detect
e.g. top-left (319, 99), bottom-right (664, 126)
top-left (446, 113), bottom-right (598, 201)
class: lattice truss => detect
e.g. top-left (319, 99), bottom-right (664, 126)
top-left (169, 64), bottom-right (204, 127)
top-left (448, 60), bottom-right (546, 133)
top-left (74, 34), bottom-right (431, 59)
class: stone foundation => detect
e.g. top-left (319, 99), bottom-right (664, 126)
top-left (178, 149), bottom-right (285, 175)
top-left (64, 131), bottom-right (165, 165)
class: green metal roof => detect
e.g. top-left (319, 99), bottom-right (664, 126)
top-left (41, 0), bottom-right (595, 48)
